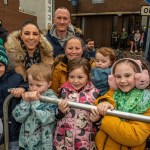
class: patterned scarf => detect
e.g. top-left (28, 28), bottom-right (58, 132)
top-left (114, 88), bottom-right (150, 114)
top-left (22, 43), bottom-right (41, 70)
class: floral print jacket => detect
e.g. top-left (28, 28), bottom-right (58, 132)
top-left (54, 81), bottom-right (99, 150)
top-left (12, 89), bottom-right (57, 150)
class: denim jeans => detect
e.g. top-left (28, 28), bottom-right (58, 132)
top-left (9, 141), bottom-right (19, 150)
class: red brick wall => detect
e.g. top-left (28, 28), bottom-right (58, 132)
top-left (0, 0), bottom-right (37, 33)
top-left (55, 0), bottom-right (148, 14)
top-left (51, 0), bottom-right (150, 47)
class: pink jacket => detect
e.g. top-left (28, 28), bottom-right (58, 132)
top-left (54, 81), bottom-right (100, 150)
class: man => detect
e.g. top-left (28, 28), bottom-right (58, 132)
top-left (119, 27), bottom-right (128, 50)
top-left (85, 39), bottom-right (96, 59)
top-left (46, 7), bottom-right (75, 57)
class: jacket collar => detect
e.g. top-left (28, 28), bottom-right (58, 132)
top-left (60, 81), bottom-right (95, 93)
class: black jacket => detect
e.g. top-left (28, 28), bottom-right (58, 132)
top-left (46, 33), bottom-right (65, 58)
top-left (0, 69), bottom-right (28, 144)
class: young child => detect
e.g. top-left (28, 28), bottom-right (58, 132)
top-left (12, 63), bottom-right (57, 150)
top-left (91, 47), bottom-right (115, 95)
top-left (0, 45), bottom-right (28, 150)
top-left (95, 58), bottom-right (150, 150)
top-left (53, 58), bottom-right (100, 150)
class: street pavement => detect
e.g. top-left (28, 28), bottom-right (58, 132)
top-left (115, 48), bottom-right (150, 71)
top-left (0, 144), bottom-right (4, 150)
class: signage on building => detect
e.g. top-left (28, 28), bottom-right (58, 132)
top-left (144, 0), bottom-right (150, 5)
top-left (71, 0), bottom-right (78, 6)
top-left (141, 5), bottom-right (150, 15)
top-left (92, 0), bottom-right (104, 4)
top-left (19, 7), bottom-right (36, 16)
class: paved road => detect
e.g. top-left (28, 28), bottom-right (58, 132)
top-left (0, 144), bottom-right (4, 150)
top-left (115, 48), bottom-right (150, 71)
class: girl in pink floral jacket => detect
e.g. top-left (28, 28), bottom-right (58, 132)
top-left (54, 58), bottom-right (100, 150)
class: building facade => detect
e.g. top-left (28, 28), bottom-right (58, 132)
top-left (20, 0), bottom-right (54, 34)
top-left (55, 0), bottom-right (148, 47)
top-left (0, 0), bottom-right (37, 32)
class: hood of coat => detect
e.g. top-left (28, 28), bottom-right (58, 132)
top-left (5, 30), bottom-right (54, 66)
top-left (50, 24), bottom-right (75, 40)
top-left (60, 81), bottom-right (96, 92)
top-left (0, 68), bottom-right (15, 81)
top-left (55, 61), bottom-right (67, 73)
top-left (53, 54), bottom-right (65, 67)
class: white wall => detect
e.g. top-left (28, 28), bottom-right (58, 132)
top-left (20, 0), bottom-right (53, 32)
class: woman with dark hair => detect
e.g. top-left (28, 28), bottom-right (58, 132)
top-left (51, 36), bottom-right (87, 94)
top-left (5, 20), bottom-right (54, 81)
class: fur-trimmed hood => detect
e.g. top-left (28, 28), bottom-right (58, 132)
top-left (5, 30), bottom-right (54, 80)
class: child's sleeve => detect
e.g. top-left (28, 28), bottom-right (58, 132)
top-left (94, 89), bottom-right (115, 106)
top-left (91, 68), bottom-right (111, 84)
top-left (55, 87), bottom-right (69, 120)
top-left (18, 80), bottom-right (29, 91)
top-left (31, 91), bottom-right (57, 125)
top-left (14, 73), bottom-right (29, 91)
top-left (51, 69), bottom-right (61, 94)
top-left (100, 109), bottom-right (150, 147)
top-left (12, 100), bottom-right (31, 123)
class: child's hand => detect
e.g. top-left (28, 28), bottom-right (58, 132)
top-left (58, 99), bottom-right (70, 114)
top-left (22, 91), bottom-right (40, 102)
top-left (9, 88), bottom-right (26, 98)
top-left (97, 102), bottom-right (114, 116)
top-left (90, 108), bottom-right (101, 122)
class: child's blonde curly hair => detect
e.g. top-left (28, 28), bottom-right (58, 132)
top-left (96, 47), bottom-right (116, 66)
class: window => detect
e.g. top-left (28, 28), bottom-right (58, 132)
top-left (112, 16), bottom-right (118, 32)
top-left (92, 0), bottom-right (104, 4)
top-left (4, 0), bottom-right (8, 5)
top-left (48, 6), bottom-right (51, 12)
top-left (48, 15), bottom-right (51, 21)
top-left (128, 15), bottom-right (141, 33)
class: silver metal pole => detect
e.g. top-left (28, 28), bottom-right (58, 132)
top-left (145, 16), bottom-right (149, 61)
top-left (40, 95), bottom-right (150, 123)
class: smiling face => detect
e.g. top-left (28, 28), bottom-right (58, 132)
top-left (95, 52), bottom-right (111, 69)
top-left (54, 8), bottom-right (71, 33)
top-left (65, 38), bottom-right (83, 61)
top-left (28, 74), bottom-right (51, 94)
top-left (21, 24), bottom-right (40, 53)
top-left (68, 67), bottom-right (88, 91)
top-left (114, 63), bottom-right (136, 93)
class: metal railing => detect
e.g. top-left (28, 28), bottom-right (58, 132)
top-left (3, 94), bottom-right (14, 150)
top-left (40, 95), bottom-right (150, 123)
top-left (2, 94), bottom-right (150, 150)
